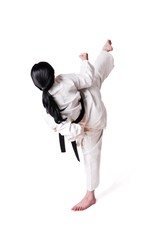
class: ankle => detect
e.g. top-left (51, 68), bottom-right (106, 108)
top-left (86, 190), bottom-right (95, 199)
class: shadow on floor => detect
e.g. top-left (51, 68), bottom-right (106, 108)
top-left (97, 169), bottom-right (135, 200)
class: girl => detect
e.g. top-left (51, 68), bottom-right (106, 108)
top-left (31, 40), bottom-right (114, 211)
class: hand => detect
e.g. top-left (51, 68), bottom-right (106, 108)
top-left (79, 53), bottom-right (88, 61)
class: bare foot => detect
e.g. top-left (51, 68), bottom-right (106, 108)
top-left (103, 39), bottom-right (113, 52)
top-left (71, 191), bottom-right (96, 211)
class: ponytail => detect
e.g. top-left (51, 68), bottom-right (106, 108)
top-left (42, 90), bottom-right (66, 124)
top-left (31, 61), bottom-right (66, 124)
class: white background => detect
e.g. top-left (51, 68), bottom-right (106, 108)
top-left (0, 0), bottom-right (159, 239)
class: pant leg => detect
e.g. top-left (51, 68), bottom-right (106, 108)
top-left (93, 51), bottom-right (114, 88)
top-left (81, 130), bottom-right (103, 191)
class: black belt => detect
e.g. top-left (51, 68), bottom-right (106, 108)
top-left (59, 96), bottom-right (85, 161)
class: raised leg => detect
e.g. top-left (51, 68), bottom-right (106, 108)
top-left (93, 39), bottom-right (114, 88)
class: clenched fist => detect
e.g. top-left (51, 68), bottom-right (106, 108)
top-left (79, 53), bottom-right (88, 61)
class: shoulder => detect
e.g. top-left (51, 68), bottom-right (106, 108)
top-left (56, 73), bottom-right (76, 80)
top-left (55, 74), bottom-right (78, 85)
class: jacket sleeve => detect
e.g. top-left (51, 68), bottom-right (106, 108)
top-left (43, 112), bottom-right (84, 142)
top-left (72, 60), bottom-right (95, 89)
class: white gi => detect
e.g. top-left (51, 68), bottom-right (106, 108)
top-left (44, 51), bottom-right (114, 191)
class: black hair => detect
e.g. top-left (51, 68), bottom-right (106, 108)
top-left (31, 61), bottom-right (66, 124)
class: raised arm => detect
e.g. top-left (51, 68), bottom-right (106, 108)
top-left (72, 53), bottom-right (95, 89)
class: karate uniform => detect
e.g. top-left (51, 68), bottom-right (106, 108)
top-left (44, 51), bottom-right (114, 191)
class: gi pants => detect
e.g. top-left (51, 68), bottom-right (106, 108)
top-left (81, 51), bottom-right (114, 191)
